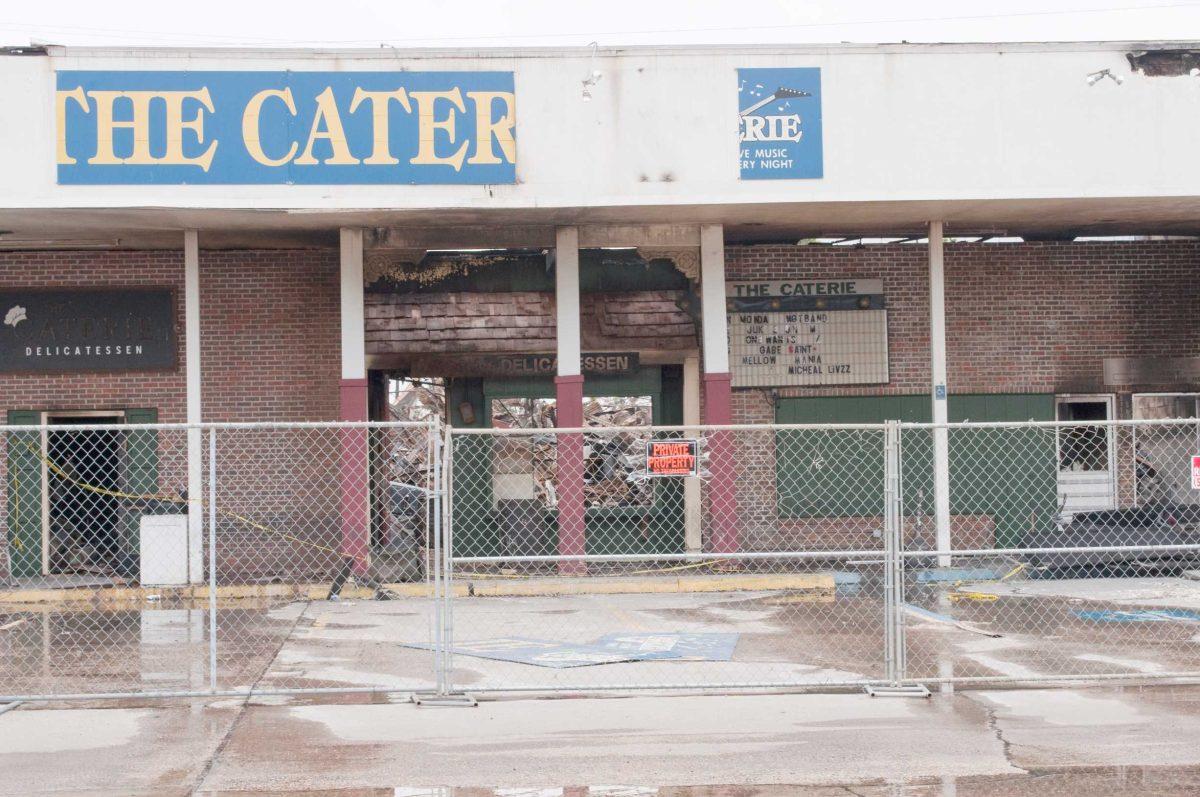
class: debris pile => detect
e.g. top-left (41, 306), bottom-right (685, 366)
top-left (491, 396), bottom-right (654, 508)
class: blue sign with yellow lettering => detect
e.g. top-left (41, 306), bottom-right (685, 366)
top-left (56, 71), bottom-right (516, 184)
top-left (738, 67), bottom-right (823, 180)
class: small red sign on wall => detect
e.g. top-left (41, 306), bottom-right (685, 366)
top-left (1192, 455), bottom-right (1200, 490)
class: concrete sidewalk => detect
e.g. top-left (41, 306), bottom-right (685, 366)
top-left (2, 685), bottom-right (1200, 795)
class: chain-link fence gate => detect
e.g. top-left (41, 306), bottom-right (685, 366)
top-left (441, 424), bottom-right (893, 694)
top-left (4, 417), bottom-right (1200, 703)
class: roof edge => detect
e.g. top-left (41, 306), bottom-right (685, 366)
top-left (20, 39), bottom-right (1200, 60)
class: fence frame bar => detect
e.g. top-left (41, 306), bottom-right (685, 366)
top-left (207, 427), bottom-right (218, 694)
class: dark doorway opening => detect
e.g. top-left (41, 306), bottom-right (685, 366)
top-left (46, 415), bottom-right (123, 576)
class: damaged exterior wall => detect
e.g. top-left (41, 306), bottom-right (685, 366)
top-left (3, 240), bottom-right (1200, 568)
top-left (365, 290), bottom-right (697, 359)
top-left (727, 239), bottom-right (1200, 419)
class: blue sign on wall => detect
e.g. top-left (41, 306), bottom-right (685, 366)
top-left (56, 71), bottom-right (516, 185)
top-left (738, 68), bottom-right (823, 180)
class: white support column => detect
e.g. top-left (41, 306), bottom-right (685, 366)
top-left (553, 226), bottom-right (586, 573)
top-left (929, 221), bottom-right (952, 567)
top-left (683, 353), bottom-right (702, 553)
top-left (338, 228), bottom-right (370, 573)
top-left (699, 225), bottom-right (730, 375)
top-left (184, 229), bottom-right (203, 584)
top-left (340, 228), bottom-right (366, 383)
top-left (554, 226), bottom-right (582, 377)
top-left (699, 223), bottom-right (739, 553)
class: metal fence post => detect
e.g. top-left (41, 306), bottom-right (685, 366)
top-left (414, 423), bottom-right (475, 706)
top-left (885, 420), bottom-right (900, 684)
top-left (441, 424), bottom-right (455, 694)
top-left (431, 422), bottom-right (444, 696)
top-left (207, 427), bottom-right (218, 694)
top-left (868, 421), bottom-right (929, 697)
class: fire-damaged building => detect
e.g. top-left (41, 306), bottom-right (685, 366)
top-left (2, 40), bottom-right (1200, 586)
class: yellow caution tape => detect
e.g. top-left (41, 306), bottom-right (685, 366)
top-left (948, 590), bottom-right (999, 602)
top-left (999, 562), bottom-right (1027, 582)
top-left (23, 440), bottom-right (367, 566)
top-left (23, 441), bottom-right (743, 580)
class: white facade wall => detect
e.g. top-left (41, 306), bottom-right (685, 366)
top-left (0, 42), bottom-right (1196, 212)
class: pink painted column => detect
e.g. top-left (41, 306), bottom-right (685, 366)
top-left (704, 372), bottom-right (739, 553)
top-left (555, 374), bottom-right (587, 575)
top-left (340, 378), bottom-right (370, 575)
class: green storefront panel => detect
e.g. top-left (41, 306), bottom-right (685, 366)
top-left (775, 394), bottom-right (1056, 546)
top-left (6, 410), bottom-right (44, 578)
top-left (775, 395), bottom-right (928, 518)
top-left (120, 408), bottom-right (160, 577)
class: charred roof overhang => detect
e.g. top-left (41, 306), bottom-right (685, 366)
top-left (1126, 48), bottom-right (1200, 76)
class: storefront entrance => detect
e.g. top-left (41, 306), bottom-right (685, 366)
top-left (44, 412), bottom-right (124, 577)
top-left (5, 408), bottom-right (158, 580)
top-left (432, 367), bottom-right (687, 559)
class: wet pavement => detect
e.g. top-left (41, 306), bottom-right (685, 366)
top-left (3, 575), bottom-right (1200, 794)
top-left (3, 686), bottom-right (1200, 795)
top-left (4, 574), bottom-right (1200, 698)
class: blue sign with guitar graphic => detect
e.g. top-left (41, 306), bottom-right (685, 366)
top-left (738, 67), bottom-right (823, 180)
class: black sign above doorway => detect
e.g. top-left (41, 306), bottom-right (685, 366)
top-left (0, 288), bottom-right (177, 373)
top-left (397, 352), bottom-right (640, 378)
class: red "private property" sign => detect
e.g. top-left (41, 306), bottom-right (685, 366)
top-left (646, 440), bottom-right (699, 477)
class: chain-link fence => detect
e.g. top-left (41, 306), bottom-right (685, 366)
top-left (0, 421), bottom-right (440, 701)
top-left (897, 419), bottom-right (1200, 689)
top-left (443, 424), bottom-right (891, 693)
top-left (3, 418), bottom-right (1199, 702)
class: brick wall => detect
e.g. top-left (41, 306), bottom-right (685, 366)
top-left (0, 248), bottom-right (341, 422)
top-left (199, 249), bottom-right (340, 422)
top-left (726, 240), bottom-right (1200, 424)
top-left (719, 240), bottom-right (1200, 552)
top-left (1, 248), bottom-right (342, 581)
top-left (197, 250), bottom-right (344, 579)
top-left (0, 250), bottom-right (189, 421)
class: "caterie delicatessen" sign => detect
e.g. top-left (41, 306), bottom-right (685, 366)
top-left (1, 289), bottom-right (176, 373)
top-left (726, 279), bottom-right (888, 388)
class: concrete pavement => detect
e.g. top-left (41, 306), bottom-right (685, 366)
top-left (3, 686), bottom-right (1200, 795)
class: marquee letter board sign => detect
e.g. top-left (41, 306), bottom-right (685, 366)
top-left (727, 280), bottom-right (888, 388)
top-left (1, 288), bottom-right (176, 373)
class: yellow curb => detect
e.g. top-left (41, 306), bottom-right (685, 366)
top-left (459, 572), bottom-right (835, 597)
top-left (0, 583), bottom-right (426, 606)
top-left (0, 572), bottom-right (833, 607)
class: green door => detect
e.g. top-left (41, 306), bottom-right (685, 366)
top-left (6, 410), bottom-right (43, 578)
top-left (120, 408), bottom-right (159, 578)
